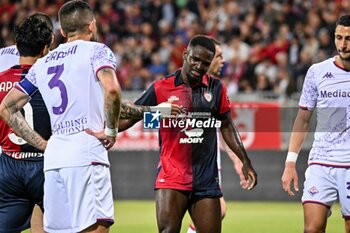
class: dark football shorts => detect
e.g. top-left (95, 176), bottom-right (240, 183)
top-left (177, 188), bottom-right (223, 203)
top-left (0, 153), bottom-right (44, 232)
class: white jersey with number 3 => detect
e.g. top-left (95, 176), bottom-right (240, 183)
top-left (18, 40), bottom-right (117, 171)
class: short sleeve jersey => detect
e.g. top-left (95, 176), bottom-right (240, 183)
top-left (135, 69), bottom-right (231, 191)
top-left (17, 40), bottom-right (117, 170)
top-left (299, 56), bottom-right (350, 166)
top-left (0, 65), bottom-right (51, 160)
top-left (0, 45), bottom-right (19, 72)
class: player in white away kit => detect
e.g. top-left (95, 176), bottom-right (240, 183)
top-left (0, 1), bottom-right (121, 232)
top-left (0, 45), bottom-right (19, 72)
top-left (282, 14), bottom-right (350, 233)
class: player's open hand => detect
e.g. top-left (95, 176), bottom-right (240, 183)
top-left (85, 128), bottom-right (116, 150)
top-left (151, 102), bottom-right (185, 118)
top-left (281, 162), bottom-right (299, 196)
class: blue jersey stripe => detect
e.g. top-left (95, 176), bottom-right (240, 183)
top-left (18, 78), bottom-right (38, 96)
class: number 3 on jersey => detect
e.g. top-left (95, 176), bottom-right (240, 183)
top-left (48, 64), bottom-right (68, 115)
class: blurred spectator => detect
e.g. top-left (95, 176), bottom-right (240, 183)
top-left (148, 52), bottom-right (167, 78)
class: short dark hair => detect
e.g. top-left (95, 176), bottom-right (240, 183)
top-left (14, 16), bottom-right (52, 57)
top-left (207, 36), bottom-right (221, 46)
top-left (188, 35), bottom-right (216, 55)
top-left (30, 12), bottom-right (54, 31)
top-left (336, 15), bottom-right (350, 27)
top-left (58, 0), bottom-right (94, 36)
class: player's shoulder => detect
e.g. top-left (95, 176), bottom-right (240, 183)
top-left (79, 40), bottom-right (110, 50)
top-left (0, 44), bottom-right (18, 53)
top-left (310, 56), bottom-right (335, 70)
top-left (0, 45), bottom-right (19, 66)
top-left (207, 74), bottom-right (222, 83)
top-left (0, 67), bottom-right (12, 77)
top-left (156, 70), bottom-right (178, 83)
top-left (306, 57), bottom-right (336, 81)
top-left (56, 40), bottom-right (109, 51)
top-left (205, 74), bottom-right (224, 90)
top-left (0, 65), bottom-right (21, 80)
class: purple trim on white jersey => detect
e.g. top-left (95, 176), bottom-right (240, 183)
top-left (91, 161), bottom-right (110, 167)
top-left (309, 162), bottom-right (350, 168)
top-left (95, 65), bottom-right (115, 80)
top-left (302, 200), bottom-right (331, 208)
top-left (298, 105), bottom-right (310, 111)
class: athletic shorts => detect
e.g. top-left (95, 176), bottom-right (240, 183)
top-left (302, 164), bottom-right (350, 218)
top-left (44, 164), bottom-right (114, 232)
top-left (174, 188), bottom-right (223, 203)
top-left (0, 153), bottom-right (44, 232)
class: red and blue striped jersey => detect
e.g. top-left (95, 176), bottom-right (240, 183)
top-left (135, 69), bottom-right (231, 191)
top-left (0, 65), bottom-right (51, 160)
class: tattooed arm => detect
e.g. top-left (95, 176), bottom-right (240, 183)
top-left (98, 67), bottom-right (121, 129)
top-left (118, 102), bottom-right (184, 131)
top-left (120, 102), bottom-right (151, 119)
top-left (120, 102), bottom-right (184, 119)
top-left (0, 88), bottom-right (47, 151)
top-left (97, 67), bottom-right (122, 149)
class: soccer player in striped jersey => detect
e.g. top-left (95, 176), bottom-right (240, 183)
top-left (187, 37), bottom-right (249, 233)
top-left (118, 34), bottom-right (257, 233)
top-left (0, 13), bottom-right (53, 233)
top-left (282, 14), bottom-right (350, 233)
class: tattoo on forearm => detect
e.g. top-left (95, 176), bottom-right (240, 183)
top-left (5, 102), bottom-right (46, 151)
top-left (100, 67), bottom-right (122, 130)
top-left (105, 97), bottom-right (121, 129)
top-left (120, 102), bottom-right (150, 119)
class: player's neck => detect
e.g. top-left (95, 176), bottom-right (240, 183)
top-left (66, 34), bottom-right (92, 43)
top-left (335, 55), bottom-right (350, 70)
top-left (19, 56), bottom-right (39, 65)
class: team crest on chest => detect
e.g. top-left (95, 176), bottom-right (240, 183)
top-left (204, 91), bottom-right (212, 102)
top-left (168, 95), bottom-right (179, 102)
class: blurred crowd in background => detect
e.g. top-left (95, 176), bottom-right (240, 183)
top-left (0, 0), bottom-right (347, 98)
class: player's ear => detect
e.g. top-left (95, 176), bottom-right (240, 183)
top-left (88, 20), bottom-right (96, 34)
top-left (50, 34), bottom-right (55, 48)
top-left (182, 48), bottom-right (188, 61)
top-left (41, 45), bottom-right (50, 57)
top-left (60, 28), bottom-right (66, 38)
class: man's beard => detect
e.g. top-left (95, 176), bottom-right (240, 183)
top-left (338, 50), bottom-right (350, 61)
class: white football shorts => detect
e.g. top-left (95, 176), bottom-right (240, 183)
top-left (44, 164), bottom-right (114, 232)
top-left (302, 164), bottom-right (350, 218)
